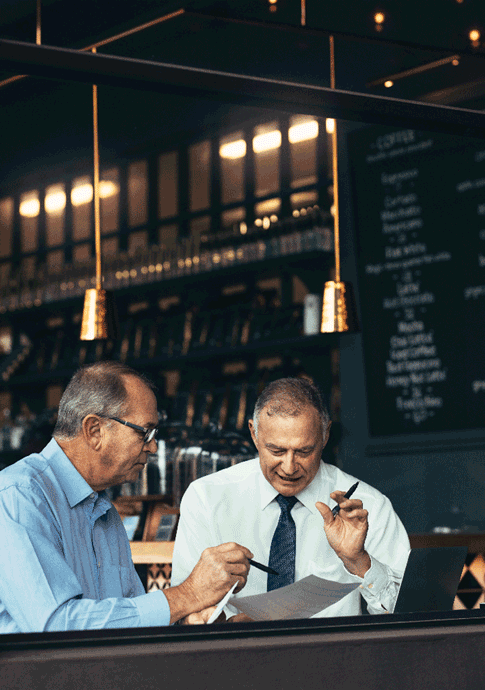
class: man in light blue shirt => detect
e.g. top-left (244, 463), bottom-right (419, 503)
top-left (0, 361), bottom-right (251, 633)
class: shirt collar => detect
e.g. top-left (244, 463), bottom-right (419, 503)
top-left (258, 457), bottom-right (328, 515)
top-left (41, 438), bottom-right (98, 508)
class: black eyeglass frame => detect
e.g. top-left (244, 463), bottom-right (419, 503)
top-left (107, 416), bottom-right (159, 444)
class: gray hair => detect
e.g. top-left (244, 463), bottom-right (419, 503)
top-left (53, 361), bottom-right (156, 440)
top-left (252, 377), bottom-right (330, 437)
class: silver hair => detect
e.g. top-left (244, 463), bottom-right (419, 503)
top-left (252, 377), bottom-right (330, 437)
top-left (53, 361), bottom-right (156, 440)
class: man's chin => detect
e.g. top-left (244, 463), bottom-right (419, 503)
top-left (124, 465), bottom-right (145, 483)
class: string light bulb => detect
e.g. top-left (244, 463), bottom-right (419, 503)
top-left (374, 11), bottom-right (385, 32)
top-left (469, 29), bottom-right (481, 47)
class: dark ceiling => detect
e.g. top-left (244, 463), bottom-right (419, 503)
top-left (1, 0), bottom-right (485, 187)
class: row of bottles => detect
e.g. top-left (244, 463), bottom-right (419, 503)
top-left (0, 210), bottom-right (332, 312)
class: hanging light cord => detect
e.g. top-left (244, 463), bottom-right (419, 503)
top-left (92, 47), bottom-right (102, 291)
top-left (329, 35), bottom-right (341, 284)
top-left (300, 0), bottom-right (306, 27)
top-left (36, 0), bottom-right (41, 45)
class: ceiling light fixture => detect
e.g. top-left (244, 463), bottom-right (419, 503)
top-left (219, 139), bottom-right (247, 159)
top-left (321, 36), bottom-right (359, 334)
top-left (80, 48), bottom-right (117, 341)
top-left (288, 120), bottom-right (319, 143)
top-left (44, 190), bottom-right (66, 214)
top-left (19, 197), bottom-right (40, 218)
top-left (469, 29), bottom-right (481, 47)
top-left (253, 130), bottom-right (282, 153)
top-left (374, 11), bottom-right (385, 32)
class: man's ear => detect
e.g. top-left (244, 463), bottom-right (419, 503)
top-left (323, 421), bottom-right (332, 448)
top-left (82, 415), bottom-right (103, 451)
top-left (248, 419), bottom-right (258, 449)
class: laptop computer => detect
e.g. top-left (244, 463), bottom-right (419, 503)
top-left (393, 546), bottom-right (468, 613)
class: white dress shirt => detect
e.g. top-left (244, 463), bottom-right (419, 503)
top-left (172, 459), bottom-right (410, 618)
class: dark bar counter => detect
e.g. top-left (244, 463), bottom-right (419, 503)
top-left (2, 610), bottom-right (485, 690)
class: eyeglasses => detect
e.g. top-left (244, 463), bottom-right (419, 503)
top-left (107, 416), bottom-right (159, 444)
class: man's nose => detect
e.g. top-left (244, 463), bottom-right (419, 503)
top-left (279, 452), bottom-right (298, 475)
top-left (145, 437), bottom-right (158, 453)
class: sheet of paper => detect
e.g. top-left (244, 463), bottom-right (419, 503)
top-left (207, 582), bottom-right (238, 624)
top-left (228, 575), bottom-right (359, 621)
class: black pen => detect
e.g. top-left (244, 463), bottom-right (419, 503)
top-left (249, 559), bottom-right (279, 576)
top-left (331, 481), bottom-right (359, 517)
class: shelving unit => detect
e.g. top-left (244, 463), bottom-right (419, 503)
top-left (0, 212), bottom-right (340, 474)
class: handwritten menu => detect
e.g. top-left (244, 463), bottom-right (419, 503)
top-left (348, 125), bottom-right (485, 436)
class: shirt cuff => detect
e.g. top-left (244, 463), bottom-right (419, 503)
top-left (356, 556), bottom-right (389, 595)
top-left (132, 589), bottom-right (171, 627)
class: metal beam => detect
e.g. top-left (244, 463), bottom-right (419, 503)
top-left (1, 38), bottom-right (485, 138)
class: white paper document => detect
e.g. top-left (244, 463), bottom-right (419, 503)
top-left (207, 582), bottom-right (239, 624)
top-left (228, 575), bottom-right (359, 621)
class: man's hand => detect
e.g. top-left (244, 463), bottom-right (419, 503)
top-left (182, 610), bottom-right (254, 625)
top-left (315, 492), bottom-right (371, 577)
top-left (181, 607), bottom-right (226, 625)
top-left (165, 542), bottom-right (253, 624)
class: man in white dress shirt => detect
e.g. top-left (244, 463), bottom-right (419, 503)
top-left (171, 377), bottom-right (410, 620)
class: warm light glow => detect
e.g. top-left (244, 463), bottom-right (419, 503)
top-left (288, 120), bottom-right (319, 143)
top-left (99, 180), bottom-right (119, 198)
top-left (71, 180), bottom-right (118, 205)
top-left (220, 139), bottom-right (247, 159)
top-left (374, 12), bottom-right (385, 24)
top-left (452, 58), bottom-right (460, 66)
top-left (269, 0), bottom-right (277, 3)
top-left (45, 191), bottom-right (66, 214)
top-left (384, 80), bottom-right (394, 88)
top-left (71, 183), bottom-right (93, 206)
top-left (469, 29), bottom-right (481, 42)
top-left (19, 198), bottom-right (40, 217)
top-left (239, 222), bottom-right (248, 235)
top-left (326, 118), bottom-right (335, 134)
top-left (253, 130), bottom-right (282, 153)
top-left (262, 216), bottom-right (271, 229)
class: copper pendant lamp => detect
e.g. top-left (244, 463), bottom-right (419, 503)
top-left (320, 36), bottom-right (359, 334)
top-left (80, 49), bottom-right (117, 341)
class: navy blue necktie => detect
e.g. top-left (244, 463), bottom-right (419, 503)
top-left (267, 494), bottom-right (298, 591)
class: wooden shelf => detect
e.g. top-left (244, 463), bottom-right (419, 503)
top-left (130, 541), bottom-right (174, 564)
top-left (409, 533), bottom-right (485, 552)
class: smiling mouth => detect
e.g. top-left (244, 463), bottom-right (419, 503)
top-left (278, 475), bottom-right (301, 482)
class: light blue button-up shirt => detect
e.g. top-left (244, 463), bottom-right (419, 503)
top-left (0, 438), bottom-right (170, 633)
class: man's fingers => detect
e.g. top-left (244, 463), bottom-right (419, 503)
top-left (210, 542), bottom-right (254, 559)
top-left (233, 576), bottom-right (247, 594)
top-left (342, 508), bottom-right (368, 521)
top-left (315, 501), bottom-right (333, 523)
top-left (202, 543), bottom-right (254, 562)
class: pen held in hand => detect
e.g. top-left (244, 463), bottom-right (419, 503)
top-left (249, 559), bottom-right (279, 576)
top-left (331, 481), bottom-right (359, 517)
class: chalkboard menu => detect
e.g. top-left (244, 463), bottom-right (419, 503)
top-left (348, 125), bottom-right (485, 436)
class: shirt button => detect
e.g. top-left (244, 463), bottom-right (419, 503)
top-left (97, 562), bottom-right (101, 568)
top-left (368, 583), bottom-right (374, 589)
top-left (90, 493), bottom-right (95, 499)
top-left (359, 584), bottom-right (364, 589)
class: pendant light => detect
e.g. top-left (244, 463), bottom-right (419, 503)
top-left (320, 36), bottom-right (359, 334)
top-left (80, 49), bottom-right (117, 341)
